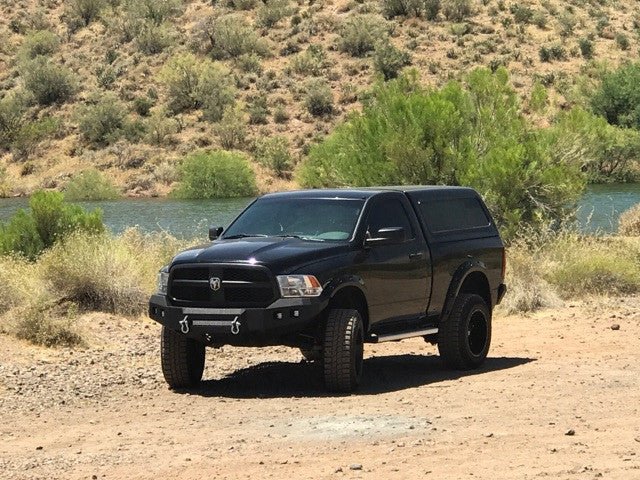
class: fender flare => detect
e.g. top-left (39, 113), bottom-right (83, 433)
top-left (440, 259), bottom-right (488, 322)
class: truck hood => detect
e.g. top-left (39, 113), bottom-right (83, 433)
top-left (171, 237), bottom-right (352, 273)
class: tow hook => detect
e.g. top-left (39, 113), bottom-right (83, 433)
top-left (231, 316), bottom-right (241, 335)
top-left (179, 316), bottom-right (190, 334)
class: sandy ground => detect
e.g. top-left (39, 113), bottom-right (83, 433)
top-left (1, 296), bottom-right (639, 480)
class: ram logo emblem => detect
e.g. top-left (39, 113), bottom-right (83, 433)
top-left (209, 277), bottom-right (221, 291)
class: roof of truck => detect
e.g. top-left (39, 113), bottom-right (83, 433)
top-left (261, 186), bottom-right (477, 200)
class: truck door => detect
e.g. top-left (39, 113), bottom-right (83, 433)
top-left (359, 194), bottom-right (431, 326)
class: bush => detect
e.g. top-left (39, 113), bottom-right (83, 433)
top-left (0, 92), bottom-right (29, 150)
top-left (136, 21), bottom-right (174, 54)
top-left (615, 33), bottom-right (630, 50)
top-left (257, 0), bottom-right (292, 27)
top-left (64, 169), bottom-right (120, 201)
top-left (592, 62), bottom-right (640, 129)
top-left (255, 136), bottom-right (293, 178)
top-left (290, 45), bottom-right (326, 76)
top-left (20, 58), bottom-right (76, 106)
top-left (19, 30), bottom-right (60, 59)
top-left (41, 233), bottom-right (149, 315)
top-left (550, 107), bottom-right (640, 183)
top-left (123, 0), bottom-right (183, 25)
top-left (0, 191), bottom-right (104, 260)
top-left (441, 0), bottom-right (472, 21)
top-left (0, 256), bottom-right (45, 314)
top-left (424, 0), bottom-right (441, 20)
top-left (529, 81), bottom-right (548, 113)
top-left (619, 203), bottom-right (640, 236)
top-left (339, 15), bottom-right (387, 57)
top-left (578, 37), bottom-right (594, 59)
top-left (539, 44), bottom-right (566, 62)
top-left (144, 108), bottom-right (178, 146)
top-left (247, 94), bottom-right (269, 125)
top-left (305, 79), bottom-right (334, 116)
top-left (172, 150), bottom-right (257, 198)
top-left (14, 301), bottom-right (84, 347)
top-left (216, 105), bottom-right (248, 149)
top-left (201, 14), bottom-right (264, 60)
top-left (299, 68), bottom-right (586, 238)
top-left (160, 53), bottom-right (236, 121)
top-left (66, 0), bottom-right (106, 27)
top-left (510, 4), bottom-right (533, 24)
top-left (373, 41), bottom-right (411, 81)
top-left (381, 0), bottom-right (423, 19)
top-left (10, 117), bottom-right (59, 161)
top-left (77, 94), bottom-right (128, 146)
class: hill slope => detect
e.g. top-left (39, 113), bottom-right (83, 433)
top-left (0, 0), bottom-right (638, 197)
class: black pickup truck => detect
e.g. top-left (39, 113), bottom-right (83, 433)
top-left (149, 186), bottom-right (507, 392)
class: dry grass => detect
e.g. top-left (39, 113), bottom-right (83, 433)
top-left (619, 203), bottom-right (640, 236)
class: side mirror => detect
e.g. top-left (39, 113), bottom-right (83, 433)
top-left (209, 226), bottom-right (224, 241)
top-left (364, 227), bottom-right (407, 246)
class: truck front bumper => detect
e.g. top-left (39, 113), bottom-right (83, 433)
top-left (148, 294), bottom-right (327, 346)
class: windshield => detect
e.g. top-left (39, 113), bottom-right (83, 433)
top-left (222, 197), bottom-right (364, 242)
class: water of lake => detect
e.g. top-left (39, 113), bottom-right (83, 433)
top-left (0, 184), bottom-right (638, 238)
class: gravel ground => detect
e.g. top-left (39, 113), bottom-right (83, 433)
top-left (1, 297), bottom-right (639, 479)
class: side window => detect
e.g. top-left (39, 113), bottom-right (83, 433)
top-left (367, 199), bottom-right (414, 238)
top-left (419, 197), bottom-right (490, 232)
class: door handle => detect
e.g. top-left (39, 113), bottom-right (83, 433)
top-left (409, 252), bottom-right (423, 260)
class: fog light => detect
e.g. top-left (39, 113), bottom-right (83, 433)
top-left (292, 310), bottom-right (300, 318)
top-left (275, 312), bottom-right (283, 320)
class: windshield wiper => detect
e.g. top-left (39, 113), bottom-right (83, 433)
top-left (223, 233), bottom-right (269, 239)
top-left (276, 234), bottom-right (324, 242)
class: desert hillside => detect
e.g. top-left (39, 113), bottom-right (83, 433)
top-left (1, 0), bottom-right (638, 196)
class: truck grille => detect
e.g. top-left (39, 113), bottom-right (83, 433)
top-left (168, 264), bottom-right (277, 308)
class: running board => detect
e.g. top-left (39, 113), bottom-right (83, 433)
top-left (370, 327), bottom-right (438, 343)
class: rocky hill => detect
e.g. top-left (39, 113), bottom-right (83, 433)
top-left (0, 0), bottom-right (638, 197)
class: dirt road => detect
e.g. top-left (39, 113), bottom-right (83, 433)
top-left (1, 297), bottom-right (639, 480)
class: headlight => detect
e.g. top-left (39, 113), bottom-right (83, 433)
top-left (157, 266), bottom-right (169, 295)
top-left (277, 275), bottom-right (323, 297)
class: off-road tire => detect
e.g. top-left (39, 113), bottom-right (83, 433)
top-left (323, 309), bottom-right (364, 392)
top-left (438, 294), bottom-right (491, 370)
top-left (161, 326), bottom-right (206, 389)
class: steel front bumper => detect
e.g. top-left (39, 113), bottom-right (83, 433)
top-left (148, 294), bottom-right (327, 345)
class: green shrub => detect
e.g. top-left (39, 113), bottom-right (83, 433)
top-left (64, 169), bottom-right (120, 201)
top-left (290, 45), bottom-right (326, 76)
top-left (592, 62), bottom-right (640, 129)
top-left (424, 0), bottom-right (441, 20)
top-left (373, 41), bottom-right (411, 80)
top-left (172, 150), bottom-right (257, 198)
top-left (539, 44), bottom-right (566, 62)
top-left (339, 15), bottom-right (387, 57)
top-left (305, 79), bottom-right (334, 116)
top-left (20, 58), bottom-right (76, 106)
top-left (529, 81), bottom-right (548, 113)
top-left (66, 0), bottom-right (106, 27)
top-left (216, 105), bottom-right (248, 149)
top-left (557, 10), bottom-right (576, 37)
top-left (615, 33), bottom-right (630, 51)
top-left (160, 53), bottom-right (235, 121)
top-left (0, 191), bottom-right (104, 260)
top-left (77, 94), bottom-right (128, 146)
top-left (578, 37), bottom-right (594, 59)
top-left (247, 94), bottom-right (269, 125)
top-left (381, 0), bottom-right (423, 19)
top-left (123, 0), bottom-right (183, 25)
top-left (205, 14), bottom-right (264, 60)
top-left (133, 96), bottom-right (154, 116)
top-left (532, 10), bottom-right (547, 28)
top-left (144, 108), bottom-right (178, 146)
top-left (0, 92), bottom-right (28, 150)
top-left (10, 117), bottom-right (59, 161)
top-left (441, 0), bottom-right (472, 21)
top-left (299, 68), bottom-right (586, 238)
top-left (19, 30), bottom-right (60, 59)
top-left (255, 136), bottom-right (293, 178)
top-left (257, 0), bottom-right (292, 27)
top-left (510, 4), bottom-right (533, 24)
top-left (136, 22), bottom-right (174, 54)
top-left (0, 256), bottom-right (45, 314)
top-left (224, 0), bottom-right (258, 9)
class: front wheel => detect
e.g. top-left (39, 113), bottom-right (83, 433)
top-left (160, 326), bottom-right (206, 389)
top-left (438, 294), bottom-right (491, 370)
top-left (323, 309), bottom-right (364, 392)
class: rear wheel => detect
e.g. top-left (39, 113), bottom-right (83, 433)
top-left (438, 294), bottom-right (491, 370)
top-left (161, 326), bottom-right (206, 389)
top-left (323, 309), bottom-right (364, 392)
